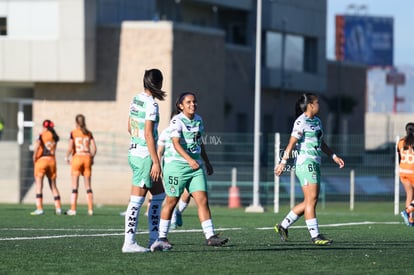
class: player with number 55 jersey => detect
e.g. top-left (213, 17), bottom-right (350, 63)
top-left (65, 114), bottom-right (97, 216)
top-left (150, 92), bottom-right (228, 252)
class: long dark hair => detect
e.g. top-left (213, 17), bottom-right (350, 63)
top-left (403, 122), bottom-right (414, 150)
top-left (295, 93), bottom-right (318, 117)
top-left (42, 119), bottom-right (59, 142)
top-left (76, 114), bottom-right (91, 135)
top-left (175, 92), bottom-right (196, 114)
top-left (143, 69), bottom-right (166, 101)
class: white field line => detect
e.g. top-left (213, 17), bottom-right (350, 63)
top-left (0, 227), bottom-right (242, 241)
top-left (256, 221), bottom-right (400, 230)
top-left (0, 222), bottom-right (401, 241)
top-left (0, 233), bottom-right (124, 241)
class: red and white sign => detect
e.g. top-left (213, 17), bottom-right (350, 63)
top-left (386, 71), bottom-right (405, 85)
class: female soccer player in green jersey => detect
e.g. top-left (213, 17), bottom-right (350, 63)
top-left (274, 93), bottom-right (345, 246)
top-left (122, 69), bottom-right (166, 253)
top-left (151, 92), bottom-right (228, 251)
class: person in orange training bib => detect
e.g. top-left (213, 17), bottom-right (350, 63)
top-left (398, 122), bottom-right (414, 226)
top-left (64, 114), bottom-right (97, 216)
top-left (31, 119), bottom-right (62, 216)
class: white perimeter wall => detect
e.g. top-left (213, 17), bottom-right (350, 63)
top-left (365, 112), bottom-right (414, 149)
top-left (0, 0), bottom-right (95, 82)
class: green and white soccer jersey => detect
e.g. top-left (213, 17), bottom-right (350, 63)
top-left (128, 92), bottom-right (159, 158)
top-left (162, 113), bottom-right (207, 197)
top-left (291, 113), bottom-right (323, 165)
top-left (163, 113), bottom-right (204, 164)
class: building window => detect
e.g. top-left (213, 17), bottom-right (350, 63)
top-left (222, 9), bottom-right (248, 45)
top-left (237, 113), bottom-right (248, 133)
top-left (156, 0), bottom-right (248, 45)
top-left (265, 31), bottom-right (304, 72)
top-left (226, 22), bottom-right (247, 45)
top-left (0, 17), bottom-right (6, 35)
top-left (304, 37), bottom-right (318, 73)
top-left (285, 34), bottom-right (303, 72)
top-left (265, 32), bottom-right (282, 69)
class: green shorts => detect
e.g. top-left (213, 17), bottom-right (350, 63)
top-left (128, 155), bottom-right (153, 188)
top-left (163, 161), bottom-right (207, 197)
top-left (295, 160), bottom-right (320, 186)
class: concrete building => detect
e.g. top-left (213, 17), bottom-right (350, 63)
top-left (0, 0), bottom-right (329, 205)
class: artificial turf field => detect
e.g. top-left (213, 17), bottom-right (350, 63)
top-left (0, 202), bottom-right (412, 275)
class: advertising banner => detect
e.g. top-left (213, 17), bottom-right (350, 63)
top-left (335, 15), bottom-right (393, 66)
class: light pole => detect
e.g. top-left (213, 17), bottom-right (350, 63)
top-left (280, 18), bottom-right (286, 93)
top-left (279, 18), bottom-right (287, 133)
top-left (246, 0), bottom-right (264, 213)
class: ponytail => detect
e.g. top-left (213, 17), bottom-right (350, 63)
top-left (75, 114), bottom-right (91, 135)
top-left (295, 93), bottom-right (318, 117)
top-left (143, 69), bottom-right (166, 101)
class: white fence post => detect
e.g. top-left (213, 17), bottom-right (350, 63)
top-left (290, 168), bottom-right (295, 209)
top-left (274, 133), bottom-right (280, 213)
top-left (231, 167), bottom-right (237, 188)
top-left (350, 169), bottom-right (355, 211)
top-left (394, 136), bottom-right (400, 215)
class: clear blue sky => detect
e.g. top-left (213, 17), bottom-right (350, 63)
top-left (326, 0), bottom-right (414, 66)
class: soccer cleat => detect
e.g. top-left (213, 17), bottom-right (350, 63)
top-left (176, 212), bottom-right (183, 227)
top-left (409, 212), bottom-right (414, 225)
top-left (30, 209), bottom-right (44, 216)
top-left (122, 243), bottom-right (150, 253)
top-left (401, 210), bottom-right (410, 226)
top-left (150, 238), bottom-right (173, 252)
top-left (311, 234), bottom-right (333, 246)
top-left (55, 209), bottom-right (62, 215)
top-left (64, 210), bottom-right (77, 216)
top-left (274, 224), bottom-right (288, 241)
top-left (148, 238), bottom-right (156, 249)
top-left (88, 210), bottom-right (94, 216)
top-left (206, 234), bottom-right (229, 247)
top-left (170, 223), bottom-right (177, 230)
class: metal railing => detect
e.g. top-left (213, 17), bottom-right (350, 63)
top-left (10, 131), bottom-right (399, 206)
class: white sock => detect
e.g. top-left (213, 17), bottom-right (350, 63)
top-left (281, 210), bottom-right (300, 229)
top-left (306, 218), bottom-right (319, 238)
top-left (124, 195), bottom-right (144, 245)
top-left (158, 219), bottom-right (170, 239)
top-left (148, 193), bottom-right (165, 243)
top-left (171, 199), bottom-right (188, 224)
top-left (171, 208), bottom-right (177, 224)
top-left (201, 219), bottom-right (215, 239)
top-left (177, 199), bottom-right (189, 213)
